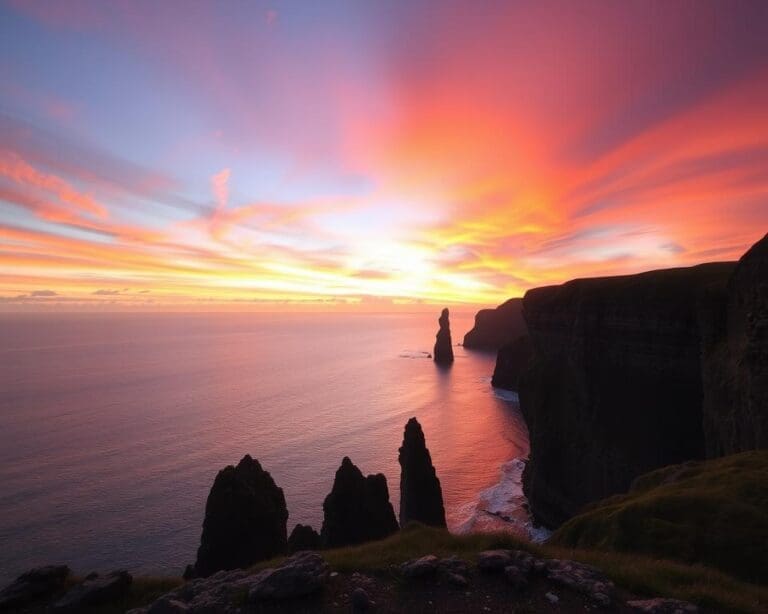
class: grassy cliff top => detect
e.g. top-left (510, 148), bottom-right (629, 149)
top-left (550, 450), bottom-right (768, 586)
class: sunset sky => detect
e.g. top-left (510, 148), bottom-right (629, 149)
top-left (1, 0), bottom-right (767, 310)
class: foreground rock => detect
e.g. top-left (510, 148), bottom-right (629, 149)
top-left (398, 418), bottom-right (446, 528)
top-left (51, 570), bottom-right (132, 612)
top-left (0, 565), bottom-right (70, 610)
top-left (464, 298), bottom-right (526, 350)
top-left (433, 308), bottom-right (454, 364)
top-left (491, 335), bottom-right (533, 391)
top-left (627, 598), bottom-right (699, 613)
top-left (191, 455), bottom-right (288, 577)
top-left (321, 457), bottom-right (398, 547)
top-left (249, 552), bottom-right (329, 601)
top-left (132, 553), bottom-right (329, 613)
top-left (288, 523), bottom-right (321, 552)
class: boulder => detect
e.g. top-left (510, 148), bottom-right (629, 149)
top-left (321, 457), bottom-right (398, 548)
top-left (401, 555), bottom-right (439, 578)
top-left (433, 308), bottom-right (454, 365)
top-left (0, 565), bottom-right (70, 610)
top-left (398, 418), bottom-right (446, 528)
top-left (288, 524), bottom-right (321, 553)
top-left (627, 598), bottom-right (698, 613)
top-left (477, 550), bottom-right (513, 572)
top-left (248, 552), bottom-right (329, 601)
top-left (51, 570), bottom-right (132, 613)
top-left (351, 586), bottom-right (372, 611)
top-left (191, 455), bottom-right (288, 577)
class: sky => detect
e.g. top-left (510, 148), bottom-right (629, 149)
top-left (1, 0), bottom-right (767, 311)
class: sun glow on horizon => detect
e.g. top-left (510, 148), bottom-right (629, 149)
top-left (1, 1), bottom-right (767, 311)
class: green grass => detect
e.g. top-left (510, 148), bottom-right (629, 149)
top-left (87, 576), bottom-right (182, 613)
top-left (550, 450), bottom-right (768, 585)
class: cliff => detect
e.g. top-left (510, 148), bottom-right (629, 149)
top-left (463, 298), bottom-right (526, 350)
top-left (700, 234), bottom-right (768, 457)
top-left (490, 335), bottom-right (532, 391)
top-left (518, 261), bottom-right (736, 528)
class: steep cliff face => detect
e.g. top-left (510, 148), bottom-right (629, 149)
top-left (701, 233), bottom-right (768, 457)
top-left (463, 298), bottom-right (526, 350)
top-left (490, 335), bottom-right (532, 391)
top-left (519, 262), bottom-right (735, 528)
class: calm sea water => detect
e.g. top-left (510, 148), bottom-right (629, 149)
top-left (0, 312), bottom-right (531, 583)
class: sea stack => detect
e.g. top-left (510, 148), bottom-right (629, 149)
top-left (434, 308), bottom-right (454, 364)
top-left (191, 455), bottom-right (288, 577)
top-left (288, 524), bottom-right (321, 553)
top-left (320, 457), bottom-right (398, 548)
top-left (398, 418), bottom-right (446, 528)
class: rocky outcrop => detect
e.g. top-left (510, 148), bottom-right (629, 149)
top-left (51, 570), bottom-right (132, 613)
top-left (398, 418), bottom-right (446, 527)
top-left (288, 524), bottom-right (321, 552)
top-left (490, 335), bottom-right (533, 390)
top-left (0, 565), bottom-right (70, 611)
top-left (191, 455), bottom-right (288, 578)
top-left (433, 308), bottom-right (454, 365)
top-left (464, 298), bottom-right (526, 350)
top-left (132, 553), bottom-right (330, 613)
top-left (700, 233), bottom-right (768, 456)
top-left (519, 262), bottom-right (735, 527)
top-left (321, 457), bottom-right (398, 548)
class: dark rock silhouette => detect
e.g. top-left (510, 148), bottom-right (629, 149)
top-left (433, 308), bottom-right (454, 364)
top-left (0, 565), bottom-right (70, 611)
top-left (321, 457), bottom-right (398, 548)
top-left (516, 233), bottom-right (768, 529)
top-left (398, 418), bottom-right (446, 527)
top-left (701, 233), bottom-right (768, 456)
top-left (288, 524), bottom-right (321, 553)
top-left (51, 570), bottom-right (131, 613)
top-left (519, 262), bottom-right (735, 527)
top-left (464, 298), bottom-right (526, 350)
top-left (491, 335), bottom-right (533, 390)
top-left (192, 455), bottom-right (288, 577)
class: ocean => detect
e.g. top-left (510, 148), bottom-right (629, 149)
top-left (0, 311), bottom-right (533, 583)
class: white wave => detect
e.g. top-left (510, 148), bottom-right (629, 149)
top-left (492, 387), bottom-right (519, 403)
top-left (453, 457), bottom-right (551, 543)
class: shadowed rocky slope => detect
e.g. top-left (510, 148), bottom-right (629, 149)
top-left (399, 418), bottom-right (446, 528)
top-left (433, 308), bottom-right (454, 365)
top-left (191, 455), bottom-right (288, 577)
top-left (321, 457), bottom-right (398, 548)
top-left (463, 298), bottom-right (526, 351)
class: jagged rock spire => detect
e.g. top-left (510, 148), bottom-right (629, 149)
top-left (192, 455), bottom-right (288, 577)
top-left (320, 457), bottom-right (398, 548)
top-left (399, 418), bottom-right (446, 527)
top-left (434, 308), bottom-right (454, 364)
